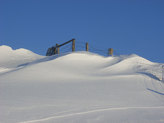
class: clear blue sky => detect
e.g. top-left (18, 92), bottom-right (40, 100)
top-left (0, 0), bottom-right (164, 63)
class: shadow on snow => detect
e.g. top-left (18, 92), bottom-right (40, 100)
top-left (147, 88), bottom-right (164, 95)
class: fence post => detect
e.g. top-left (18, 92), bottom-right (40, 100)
top-left (53, 47), bottom-right (57, 55)
top-left (86, 42), bottom-right (89, 51)
top-left (56, 44), bottom-right (59, 54)
top-left (108, 48), bottom-right (113, 56)
top-left (162, 65), bottom-right (164, 82)
top-left (72, 39), bottom-right (75, 52)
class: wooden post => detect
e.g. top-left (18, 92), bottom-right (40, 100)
top-left (86, 42), bottom-right (89, 51)
top-left (56, 44), bottom-right (59, 54)
top-left (52, 47), bottom-right (56, 55)
top-left (72, 39), bottom-right (75, 52)
top-left (108, 48), bottom-right (113, 56)
top-left (162, 65), bottom-right (164, 82)
top-left (46, 39), bottom-right (76, 56)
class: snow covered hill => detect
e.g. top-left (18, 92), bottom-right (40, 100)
top-left (0, 45), bottom-right (43, 73)
top-left (0, 45), bottom-right (164, 123)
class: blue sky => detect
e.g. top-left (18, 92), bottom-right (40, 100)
top-left (0, 0), bottom-right (164, 62)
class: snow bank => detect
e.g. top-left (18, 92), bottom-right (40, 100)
top-left (0, 45), bottom-right (164, 123)
top-left (0, 45), bottom-right (44, 73)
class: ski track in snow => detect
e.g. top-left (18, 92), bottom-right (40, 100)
top-left (20, 106), bottom-right (164, 123)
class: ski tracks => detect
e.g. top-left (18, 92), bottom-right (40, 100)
top-left (19, 106), bottom-right (164, 123)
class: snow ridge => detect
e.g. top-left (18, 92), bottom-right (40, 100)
top-left (0, 45), bottom-right (164, 123)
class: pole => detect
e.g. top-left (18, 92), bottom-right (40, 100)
top-left (86, 42), bottom-right (89, 51)
top-left (58, 39), bottom-right (74, 47)
top-left (108, 48), bottom-right (113, 56)
top-left (52, 47), bottom-right (56, 55)
top-left (72, 39), bottom-right (75, 52)
top-left (162, 65), bottom-right (164, 82)
top-left (56, 44), bottom-right (59, 54)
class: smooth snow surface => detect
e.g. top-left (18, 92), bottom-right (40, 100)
top-left (0, 45), bottom-right (164, 123)
top-left (0, 45), bottom-right (43, 73)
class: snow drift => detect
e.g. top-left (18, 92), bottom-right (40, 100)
top-left (0, 45), bottom-right (43, 73)
top-left (0, 45), bottom-right (164, 123)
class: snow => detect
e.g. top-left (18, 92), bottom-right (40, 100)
top-left (0, 45), bottom-right (164, 123)
top-left (0, 45), bottom-right (43, 73)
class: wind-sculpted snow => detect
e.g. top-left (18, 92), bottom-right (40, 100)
top-left (0, 45), bottom-right (43, 69)
top-left (0, 46), bottom-right (164, 123)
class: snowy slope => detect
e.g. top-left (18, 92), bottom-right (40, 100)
top-left (0, 45), bottom-right (164, 123)
top-left (0, 45), bottom-right (43, 73)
